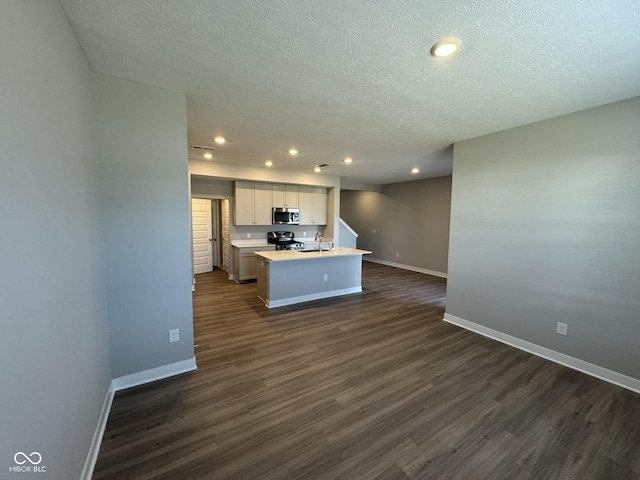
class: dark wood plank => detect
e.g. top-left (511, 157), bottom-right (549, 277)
top-left (93, 262), bottom-right (640, 480)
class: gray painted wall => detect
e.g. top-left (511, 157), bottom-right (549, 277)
top-left (446, 97), bottom-right (640, 380)
top-left (0, 2), bottom-right (111, 479)
top-left (191, 177), bottom-right (234, 198)
top-left (340, 176), bottom-right (452, 274)
top-left (94, 73), bottom-right (195, 378)
top-left (338, 219), bottom-right (358, 248)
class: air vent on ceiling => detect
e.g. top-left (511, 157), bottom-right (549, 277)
top-left (191, 144), bottom-right (215, 151)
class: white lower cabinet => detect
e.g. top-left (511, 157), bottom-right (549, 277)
top-left (233, 245), bottom-right (275, 283)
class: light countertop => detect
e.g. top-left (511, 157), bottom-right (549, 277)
top-left (255, 247), bottom-right (371, 262)
top-left (231, 240), bottom-right (272, 248)
top-left (231, 237), bottom-right (335, 248)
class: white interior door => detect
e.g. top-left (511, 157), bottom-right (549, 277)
top-left (221, 199), bottom-right (231, 274)
top-left (211, 199), bottom-right (220, 268)
top-left (191, 198), bottom-right (213, 274)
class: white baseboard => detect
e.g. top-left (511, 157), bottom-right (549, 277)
top-left (364, 257), bottom-right (447, 279)
top-left (266, 287), bottom-right (363, 308)
top-left (112, 357), bottom-right (198, 392)
top-left (80, 357), bottom-right (197, 479)
top-left (80, 381), bottom-right (115, 480)
top-left (443, 313), bottom-right (640, 394)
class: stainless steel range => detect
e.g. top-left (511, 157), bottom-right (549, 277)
top-left (267, 231), bottom-right (305, 250)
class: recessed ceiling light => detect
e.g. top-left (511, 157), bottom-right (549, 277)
top-left (314, 166), bottom-right (321, 173)
top-left (214, 136), bottom-right (226, 144)
top-left (265, 160), bottom-right (273, 167)
top-left (344, 157), bottom-right (353, 164)
top-left (430, 38), bottom-right (461, 57)
top-left (203, 152), bottom-right (213, 159)
top-left (411, 167), bottom-right (420, 174)
top-left (289, 148), bottom-right (298, 156)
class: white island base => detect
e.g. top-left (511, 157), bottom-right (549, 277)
top-left (255, 247), bottom-right (371, 308)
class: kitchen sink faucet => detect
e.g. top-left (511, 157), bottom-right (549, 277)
top-left (314, 232), bottom-right (333, 251)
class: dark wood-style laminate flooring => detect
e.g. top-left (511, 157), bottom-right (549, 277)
top-left (93, 262), bottom-right (640, 480)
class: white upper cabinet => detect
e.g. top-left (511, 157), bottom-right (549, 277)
top-left (235, 181), bottom-right (328, 225)
top-left (298, 186), bottom-right (327, 225)
top-left (313, 187), bottom-right (328, 225)
top-left (234, 181), bottom-right (254, 225)
top-left (272, 184), bottom-right (299, 208)
top-left (254, 183), bottom-right (272, 224)
top-left (298, 186), bottom-right (314, 224)
top-left (234, 181), bottom-right (272, 225)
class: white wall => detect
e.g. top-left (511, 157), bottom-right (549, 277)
top-left (446, 97), bottom-right (640, 383)
top-left (94, 73), bottom-right (194, 378)
top-left (0, 2), bottom-right (111, 479)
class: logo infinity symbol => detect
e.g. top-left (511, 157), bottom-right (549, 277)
top-left (14, 452), bottom-right (42, 465)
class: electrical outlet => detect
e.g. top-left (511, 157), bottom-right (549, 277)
top-left (303, 231), bottom-right (306, 237)
top-left (323, 274), bottom-right (328, 281)
top-left (169, 329), bottom-right (180, 343)
top-left (556, 322), bottom-right (568, 336)
top-left (396, 252), bottom-right (400, 258)
top-left (372, 229), bottom-right (377, 234)
top-left (247, 233), bottom-right (251, 238)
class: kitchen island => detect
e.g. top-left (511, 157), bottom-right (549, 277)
top-left (255, 247), bottom-right (371, 308)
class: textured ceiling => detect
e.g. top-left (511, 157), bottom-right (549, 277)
top-left (60, 0), bottom-right (640, 185)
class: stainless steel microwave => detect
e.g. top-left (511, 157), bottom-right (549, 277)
top-left (272, 207), bottom-right (300, 225)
